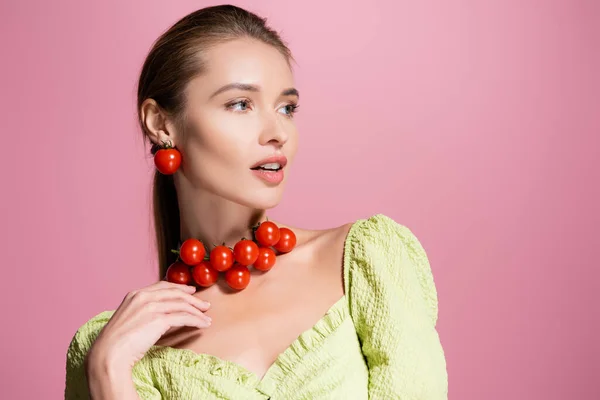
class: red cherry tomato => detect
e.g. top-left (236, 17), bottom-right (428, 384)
top-left (165, 261), bottom-right (191, 285)
top-left (179, 239), bottom-right (205, 266)
top-left (274, 227), bottom-right (297, 253)
top-left (191, 260), bottom-right (218, 287)
top-left (254, 247), bottom-right (277, 271)
top-left (254, 221), bottom-right (281, 247)
top-left (210, 245), bottom-right (234, 271)
top-left (233, 239), bottom-right (259, 266)
top-left (154, 148), bottom-right (181, 175)
top-left (225, 264), bottom-right (251, 290)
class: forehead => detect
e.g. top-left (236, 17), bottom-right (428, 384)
top-left (188, 38), bottom-right (294, 98)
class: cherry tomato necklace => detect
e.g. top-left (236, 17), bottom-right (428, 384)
top-left (165, 219), bottom-right (297, 290)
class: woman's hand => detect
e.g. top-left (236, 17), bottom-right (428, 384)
top-left (85, 280), bottom-right (211, 374)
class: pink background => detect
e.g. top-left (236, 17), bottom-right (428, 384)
top-left (1, 0), bottom-right (598, 398)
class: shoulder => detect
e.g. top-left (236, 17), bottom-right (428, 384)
top-left (302, 213), bottom-right (422, 276)
top-left (66, 310), bottom-right (115, 367)
top-left (343, 213), bottom-right (439, 325)
top-left (345, 213), bottom-right (430, 267)
top-left (69, 310), bottom-right (115, 346)
top-left (348, 213), bottom-right (422, 248)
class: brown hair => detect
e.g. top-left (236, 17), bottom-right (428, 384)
top-left (136, 5), bottom-right (295, 279)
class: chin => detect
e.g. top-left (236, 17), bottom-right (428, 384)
top-left (251, 193), bottom-right (283, 210)
top-left (235, 188), bottom-right (284, 210)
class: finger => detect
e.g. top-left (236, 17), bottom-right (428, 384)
top-left (125, 282), bottom-right (195, 304)
top-left (155, 312), bottom-right (212, 330)
top-left (138, 288), bottom-right (211, 312)
top-left (149, 300), bottom-right (212, 324)
top-left (145, 280), bottom-right (197, 293)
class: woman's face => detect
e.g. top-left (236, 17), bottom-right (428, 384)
top-left (176, 38), bottom-right (299, 209)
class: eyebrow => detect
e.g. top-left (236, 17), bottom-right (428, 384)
top-left (209, 83), bottom-right (299, 100)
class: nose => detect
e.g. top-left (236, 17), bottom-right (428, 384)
top-left (258, 113), bottom-right (289, 147)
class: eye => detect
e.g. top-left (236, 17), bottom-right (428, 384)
top-left (278, 103), bottom-right (300, 118)
top-left (226, 99), bottom-right (252, 112)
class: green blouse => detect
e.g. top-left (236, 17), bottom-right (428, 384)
top-left (65, 214), bottom-right (448, 399)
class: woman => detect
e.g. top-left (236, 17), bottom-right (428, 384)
top-left (65, 5), bottom-right (447, 399)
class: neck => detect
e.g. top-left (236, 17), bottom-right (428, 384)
top-left (176, 185), bottom-right (266, 252)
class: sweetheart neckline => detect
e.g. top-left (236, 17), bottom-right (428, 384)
top-left (148, 294), bottom-right (349, 386)
top-left (145, 217), bottom-right (363, 388)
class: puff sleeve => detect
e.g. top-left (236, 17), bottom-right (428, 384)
top-left (344, 214), bottom-right (448, 399)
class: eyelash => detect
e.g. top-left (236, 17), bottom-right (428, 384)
top-left (225, 99), bottom-right (300, 118)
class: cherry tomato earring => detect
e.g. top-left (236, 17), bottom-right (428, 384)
top-left (154, 139), bottom-right (182, 175)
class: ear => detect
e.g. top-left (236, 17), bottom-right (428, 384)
top-left (140, 98), bottom-right (178, 148)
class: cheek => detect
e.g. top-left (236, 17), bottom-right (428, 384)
top-left (202, 111), bottom-right (259, 151)
top-left (182, 115), bottom-right (256, 178)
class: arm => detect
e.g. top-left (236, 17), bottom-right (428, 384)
top-left (346, 214), bottom-right (448, 399)
top-left (65, 328), bottom-right (141, 400)
top-left (84, 350), bottom-right (141, 400)
top-left (65, 312), bottom-right (161, 400)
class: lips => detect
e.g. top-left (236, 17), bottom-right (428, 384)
top-left (250, 155), bottom-right (288, 170)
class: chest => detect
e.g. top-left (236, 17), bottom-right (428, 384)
top-left (140, 311), bottom-right (368, 399)
top-left (156, 251), bottom-right (345, 378)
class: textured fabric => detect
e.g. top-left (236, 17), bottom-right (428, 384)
top-left (65, 214), bottom-right (448, 399)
